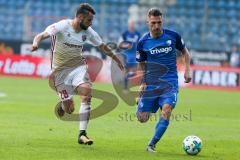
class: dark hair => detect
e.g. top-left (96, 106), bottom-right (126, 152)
top-left (76, 3), bottom-right (95, 16)
top-left (148, 8), bottom-right (162, 17)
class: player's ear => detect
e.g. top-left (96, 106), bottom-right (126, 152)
top-left (160, 16), bottom-right (163, 23)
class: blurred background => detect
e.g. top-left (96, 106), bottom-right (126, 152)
top-left (0, 0), bottom-right (240, 89)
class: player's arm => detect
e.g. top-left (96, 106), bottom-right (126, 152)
top-left (88, 28), bottom-right (124, 70)
top-left (138, 61), bottom-right (146, 92)
top-left (176, 32), bottom-right (192, 83)
top-left (181, 47), bottom-right (192, 83)
top-left (135, 40), bottom-right (147, 103)
top-left (31, 20), bottom-right (66, 52)
top-left (98, 44), bottom-right (124, 70)
top-left (31, 32), bottom-right (50, 51)
top-left (135, 61), bottom-right (146, 104)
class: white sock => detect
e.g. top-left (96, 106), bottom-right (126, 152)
top-left (79, 103), bottom-right (91, 131)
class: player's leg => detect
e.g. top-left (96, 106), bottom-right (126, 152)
top-left (62, 99), bottom-right (75, 113)
top-left (49, 70), bottom-right (75, 117)
top-left (147, 104), bottom-right (172, 150)
top-left (147, 93), bottom-right (178, 152)
top-left (136, 95), bottom-right (160, 152)
top-left (137, 111), bottom-right (150, 123)
top-left (55, 98), bottom-right (74, 117)
top-left (136, 96), bottom-right (157, 123)
top-left (76, 82), bottom-right (93, 145)
top-left (67, 65), bottom-right (93, 145)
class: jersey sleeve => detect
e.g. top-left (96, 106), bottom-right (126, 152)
top-left (136, 41), bottom-right (147, 62)
top-left (175, 32), bottom-right (185, 51)
top-left (45, 20), bottom-right (67, 36)
top-left (88, 28), bottom-right (103, 46)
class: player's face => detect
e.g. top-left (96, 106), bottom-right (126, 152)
top-left (128, 21), bottom-right (135, 32)
top-left (78, 13), bottom-right (94, 30)
top-left (148, 15), bottom-right (163, 35)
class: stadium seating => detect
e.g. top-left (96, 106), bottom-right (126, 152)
top-left (0, 0), bottom-right (239, 52)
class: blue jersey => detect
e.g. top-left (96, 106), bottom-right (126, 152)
top-left (122, 30), bottom-right (141, 62)
top-left (136, 29), bottom-right (185, 94)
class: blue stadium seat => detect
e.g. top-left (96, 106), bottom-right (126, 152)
top-left (0, 0), bottom-right (237, 52)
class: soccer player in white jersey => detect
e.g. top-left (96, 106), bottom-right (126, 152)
top-left (31, 3), bottom-right (124, 145)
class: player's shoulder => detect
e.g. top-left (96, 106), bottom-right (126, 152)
top-left (164, 28), bottom-right (181, 38)
top-left (57, 19), bottom-right (71, 25)
top-left (55, 19), bottom-right (72, 29)
top-left (86, 27), bottom-right (98, 35)
top-left (138, 32), bottom-right (150, 43)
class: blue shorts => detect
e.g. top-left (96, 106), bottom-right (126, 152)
top-left (137, 92), bottom-right (178, 113)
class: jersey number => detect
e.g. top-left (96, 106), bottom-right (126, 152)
top-left (59, 90), bottom-right (69, 99)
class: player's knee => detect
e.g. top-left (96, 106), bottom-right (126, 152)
top-left (161, 105), bottom-right (172, 120)
top-left (63, 99), bottom-right (74, 114)
top-left (137, 112), bottom-right (150, 123)
top-left (77, 83), bottom-right (92, 95)
top-left (77, 84), bottom-right (92, 104)
top-left (138, 118), bottom-right (148, 123)
top-left (81, 95), bottom-right (92, 104)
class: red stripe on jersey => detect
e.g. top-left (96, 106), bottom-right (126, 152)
top-left (50, 35), bottom-right (56, 69)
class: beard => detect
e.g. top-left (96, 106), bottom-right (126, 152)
top-left (79, 22), bottom-right (88, 30)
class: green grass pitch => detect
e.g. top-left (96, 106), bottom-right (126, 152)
top-left (0, 76), bottom-right (240, 160)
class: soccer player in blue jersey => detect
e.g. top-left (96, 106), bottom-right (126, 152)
top-left (136, 8), bottom-right (192, 152)
top-left (118, 19), bottom-right (141, 93)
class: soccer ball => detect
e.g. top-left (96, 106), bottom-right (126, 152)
top-left (183, 135), bottom-right (202, 155)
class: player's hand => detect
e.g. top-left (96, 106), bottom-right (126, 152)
top-left (184, 70), bottom-right (192, 83)
top-left (31, 45), bottom-right (38, 52)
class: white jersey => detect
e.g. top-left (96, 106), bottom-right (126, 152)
top-left (45, 19), bottom-right (103, 71)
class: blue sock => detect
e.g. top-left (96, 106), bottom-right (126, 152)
top-left (149, 117), bottom-right (169, 146)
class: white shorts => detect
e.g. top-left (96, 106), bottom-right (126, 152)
top-left (49, 65), bottom-right (92, 101)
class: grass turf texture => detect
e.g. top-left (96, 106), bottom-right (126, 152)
top-left (0, 76), bottom-right (240, 160)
